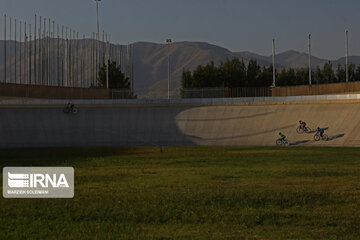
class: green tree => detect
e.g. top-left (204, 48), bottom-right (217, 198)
top-left (336, 64), bottom-right (346, 82)
top-left (355, 65), bottom-right (360, 81)
top-left (258, 66), bottom-right (274, 87)
top-left (191, 61), bottom-right (220, 88)
top-left (315, 66), bottom-right (323, 84)
top-left (348, 64), bottom-right (356, 81)
top-left (295, 68), bottom-right (309, 85)
top-left (219, 58), bottom-right (246, 87)
top-left (321, 62), bottom-right (336, 83)
top-left (246, 59), bottom-right (261, 86)
top-left (277, 68), bottom-right (296, 86)
top-left (181, 68), bottom-right (193, 88)
top-left (97, 61), bottom-right (130, 89)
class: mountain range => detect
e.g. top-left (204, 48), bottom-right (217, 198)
top-left (1, 40), bottom-right (359, 98)
top-left (131, 41), bottom-right (360, 98)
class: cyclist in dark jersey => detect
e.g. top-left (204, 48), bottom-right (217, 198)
top-left (67, 102), bottom-right (74, 111)
top-left (317, 127), bottom-right (325, 137)
top-left (299, 120), bottom-right (307, 130)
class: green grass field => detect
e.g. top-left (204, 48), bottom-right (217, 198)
top-left (1, 146), bottom-right (359, 239)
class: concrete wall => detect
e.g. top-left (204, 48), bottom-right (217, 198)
top-left (0, 83), bottom-right (111, 99)
top-left (272, 81), bottom-right (360, 97)
top-left (1, 95), bottom-right (360, 148)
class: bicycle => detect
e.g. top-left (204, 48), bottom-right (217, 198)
top-left (63, 107), bottom-right (79, 115)
top-left (296, 126), bottom-right (311, 134)
top-left (276, 139), bottom-right (290, 146)
top-left (314, 132), bottom-right (328, 141)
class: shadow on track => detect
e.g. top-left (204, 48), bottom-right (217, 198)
top-left (176, 112), bottom-right (275, 122)
top-left (327, 133), bottom-right (345, 141)
top-left (185, 124), bottom-right (297, 141)
top-left (290, 140), bottom-right (311, 146)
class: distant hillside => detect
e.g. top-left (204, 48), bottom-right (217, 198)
top-left (1, 40), bottom-right (360, 98)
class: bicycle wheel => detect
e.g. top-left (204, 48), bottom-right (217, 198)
top-left (63, 108), bottom-right (70, 114)
top-left (314, 134), bottom-right (320, 141)
top-left (304, 127), bottom-right (311, 133)
top-left (322, 134), bottom-right (328, 141)
top-left (72, 108), bottom-right (79, 114)
top-left (276, 139), bottom-right (283, 146)
top-left (296, 126), bottom-right (303, 134)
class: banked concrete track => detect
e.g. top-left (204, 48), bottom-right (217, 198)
top-left (1, 95), bottom-right (360, 148)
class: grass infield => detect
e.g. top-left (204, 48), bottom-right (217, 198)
top-left (0, 146), bottom-right (359, 239)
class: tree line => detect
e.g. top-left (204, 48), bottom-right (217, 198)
top-left (181, 58), bottom-right (360, 89)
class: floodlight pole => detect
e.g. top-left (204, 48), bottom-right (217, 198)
top-left (4, 14), bottom-right (6, 83)
top-left (272, 39), bottom-right (276, 87)
top-left (345, 30), bottom-right (349, 83)
top-left (308, 34), bottom-right (312, 85)
top-left (106, 33), bottom-right (109, 89)
top-left (95, 0), bottom-right (101, 84)
top-left (166, 39), bottom-right (172, 99)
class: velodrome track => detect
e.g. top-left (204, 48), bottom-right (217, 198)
top-left (1, 94), bottom-right (360, 148)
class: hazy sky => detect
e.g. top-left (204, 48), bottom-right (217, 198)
top-left (1, 0), bottom-right (359, 59)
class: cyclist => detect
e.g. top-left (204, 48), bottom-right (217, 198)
top-left (317, 127), bottom-right (325, 137)
top-left (279, 132), bottom-right (287, 142)
top-left (67, 102), bottom-right (75, 111)
top-left (299, 120), bottom-right (307, 130)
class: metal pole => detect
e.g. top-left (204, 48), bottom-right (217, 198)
top-left (41, 21), bottom-right (43, 84)
top-left (345, 30), bottom-right (349, 83)
top-left (48, 18), bottom-right (50, 85)
top-left (93, 32), bottom-right (95, 86)
top-left (34, 15), bottom-right (37, 85)
top-left (15, 19), bottom-right (17, 84)
top-left (57, 24), bottom-right (60, 86)
top-left (10, 17), bottom-right (12, 83)
top-left (81, 34), bottom-right (84, 88)
top-left (61, 25), bottom-right (64, 86)
top-left (42, 18), bottom-right (44, 84)
top-left (91, 32), bottom-right (94, 86)
top-left (70, 29), bottom-right (72, 87)
top-left (39, 16), bottom-right (41, 85)
top-left (308, 34), bottom-right (312, 85)
top-left (166, 39), bottom-right (172, 99)
top-left (24, 22), bottom-right (27, 85)
top-left (73, 30), bottom-right (76, 87)
top-left (69, 29), bottom-right (72, 87)
top-left (29, 24), bottom-right (32, 84)
top-left (272, 39), bottom-right (276, 87)
top-left (71, 30), bottom-right (73, 87)
top-left (4, 14), bottom-right (6, 83)
top-left (52, 21), bottom-right (55, 86)
top-left (76, 32), bottom-right (79, 87)
top-left (106, 33), bottom-right (109, 88)
top-left (43, 18), bottom-right (46, 85)
top-left (131, 44), bottom-right (134, 95)
top-left (65, 27), bottom-right (68, 87)
top-left (96, 0), bottom-right (101, 88)
top-left (20, 21), bottom-right (22, 84)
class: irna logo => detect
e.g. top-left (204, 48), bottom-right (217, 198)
top-left (8, 172), bottom-right (69, 188)
top-left (3, 167), bottom-right (74, 198)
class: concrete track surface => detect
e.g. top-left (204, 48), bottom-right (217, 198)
top-left (1, 97), bottom-right (360, 148)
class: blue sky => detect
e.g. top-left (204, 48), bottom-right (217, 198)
top-left (1, 0), bottom-right (359, 59)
